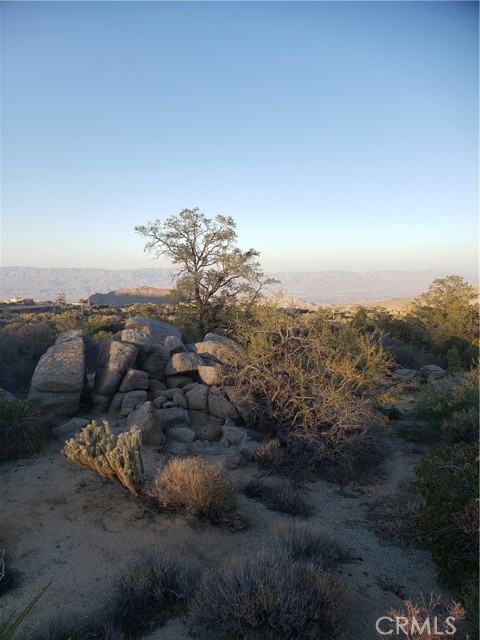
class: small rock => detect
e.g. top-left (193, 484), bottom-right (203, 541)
top-left (108, 392), bottom-right (124, 415)
top-left (148, 379), bottom-right (167, 392)
top-left (208, 387), bottom-right (239, 421)
top-left (168, 442), bottom-right (189, 457)
top-left (157, 407), bottom-right (190, 428)
top-left (165, 352), bottom-right (204, 376)
top-left (239, 439), bottom-right (261, 462)
top-left (185, 384), bottom-right (209, 411)
top-left (173, 393), bottom-right (188, 409)
top-left (52, 417), bottom-right (90, 443)
top-left (167, 376), bottom-right (195, 388)
top-left (119, 369), bottom-right (149, 392)
top-left (127, 400), bottom-right (166, 447)
top-left (222, 422), bottom-right (246, 445)
top-left (168, 426), bottom-right (196, 443)
top-left (120, 390), bottom-right (147, 417)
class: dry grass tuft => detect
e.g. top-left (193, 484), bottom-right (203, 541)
top-left (271, 521), bottom-right (349, 569)
top-left (244, 477), bottom-right (313, 517)
top-left (191, 549), bottom-right (347, 639)
top-left (149, 457), bottom-right (244, 527)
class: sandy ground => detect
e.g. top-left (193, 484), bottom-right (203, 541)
top-left (0, 433), bottom-right (452, 640)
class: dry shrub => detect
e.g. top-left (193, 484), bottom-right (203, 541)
top-left (191, 549), bottom-right (347, 639)
top-left (379, 595), bottom-right (467, 639)
top-left (107, 552), bottom-right (199, 637)
top-left (149, 457), bottom-right (241, 526)
top-left (244, 477), bottom-right (312, 517)
top-left (271, 521), bottom-right (349, 569)
top-left (230, 306), bottom-right (391, 471)
top-left (0, 396), bottom-right (46, 462)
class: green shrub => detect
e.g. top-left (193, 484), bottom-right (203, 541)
top-left (413, 369), bottom-right (479, 423)
top-left (0, 397), bottom-right (45, 462)
top-left (149, 457), bottom-right (243, 527)
top-left (415, 443), bottom-right (479, 624)
top-left (191, 549), bottom-right (347, 639)
top-left (389, 344), bottom-right (425, 369)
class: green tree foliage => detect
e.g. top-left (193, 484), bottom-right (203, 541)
top-left (135, 208), bottom-right (277, 333)
top-left (409, 275), bottom-right (479, 366)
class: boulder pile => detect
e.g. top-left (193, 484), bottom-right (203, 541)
top-left (29, 318), bottom-right (261, 466)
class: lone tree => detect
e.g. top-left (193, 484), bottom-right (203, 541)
top-left (409, 275), bottom-right (479, 366)
top-left (135, 208), bottom-right (277, 333)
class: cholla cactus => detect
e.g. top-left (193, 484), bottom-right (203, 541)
top-left (64, 420), bottom-right (144, 495)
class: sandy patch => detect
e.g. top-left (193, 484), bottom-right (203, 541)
top-left (0, 436), bottom-right (451, 640)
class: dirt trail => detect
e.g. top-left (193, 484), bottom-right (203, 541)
top-left (0, 433), bottom-right (449, 640)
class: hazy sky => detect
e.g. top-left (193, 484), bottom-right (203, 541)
top-left (1, 1), bottom-right (478, 273)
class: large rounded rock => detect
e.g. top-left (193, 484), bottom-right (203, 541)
top-left (28, 330), bottom-right (85, 422)
top-left (125, 317), bottom-right (182, 346)
top-left (141, 347), bottom-right (167, 381)
top-left (420, 365), bottom-right (446, 382)
top-left (197, 364), bottom-right (223, 387)
top-left (165, 352), bottom-right (205, 376)
top-left (190, 333), bottom-right (240, 365)
top-left (121, 328), bottom-right (152, 355)
top-left (31, 330), bottom-right (85, 393)
top-left (94, 341), bottom-right (139, 396)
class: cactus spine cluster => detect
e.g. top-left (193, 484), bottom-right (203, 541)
top-left (63, 420), bottom-right (144, 495)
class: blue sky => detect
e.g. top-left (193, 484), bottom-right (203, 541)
top-left (1, 1), bottom-right (478, 273)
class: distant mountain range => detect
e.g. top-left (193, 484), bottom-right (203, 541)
top-left (0, 266), bottom-right (477, 305)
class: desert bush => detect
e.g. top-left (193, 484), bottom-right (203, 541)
top-left (389, 344), bottom-right (425, 369)
top-left (254, 437), bottom-right (317, 481)
top-left (440, 408), bottom-right (479, 444)
top-left (230, 305), bottom-right (391, 472)
top-left (191, 549), bottom-right (347, 639)
top-left (415, 442), bottom-right (479, 625)
top-left (149, 457), bottom-right (241, 526)
top-left (413, 369), bottom-right (479, 424)
top-left (0, 396), bottom-right (46, 462)
top-left (107, 552), bottom-right (199, 637)
top-left (0, 321), bottom-right (56, 395)
top-left (378, 595), bottom-right (467, 639)
top-left (244, 477), bottom-right (312, 517)
top-left (271, 521), bottom-right (349, 569)
top-left (63, 421), bottom-right (144, 495)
